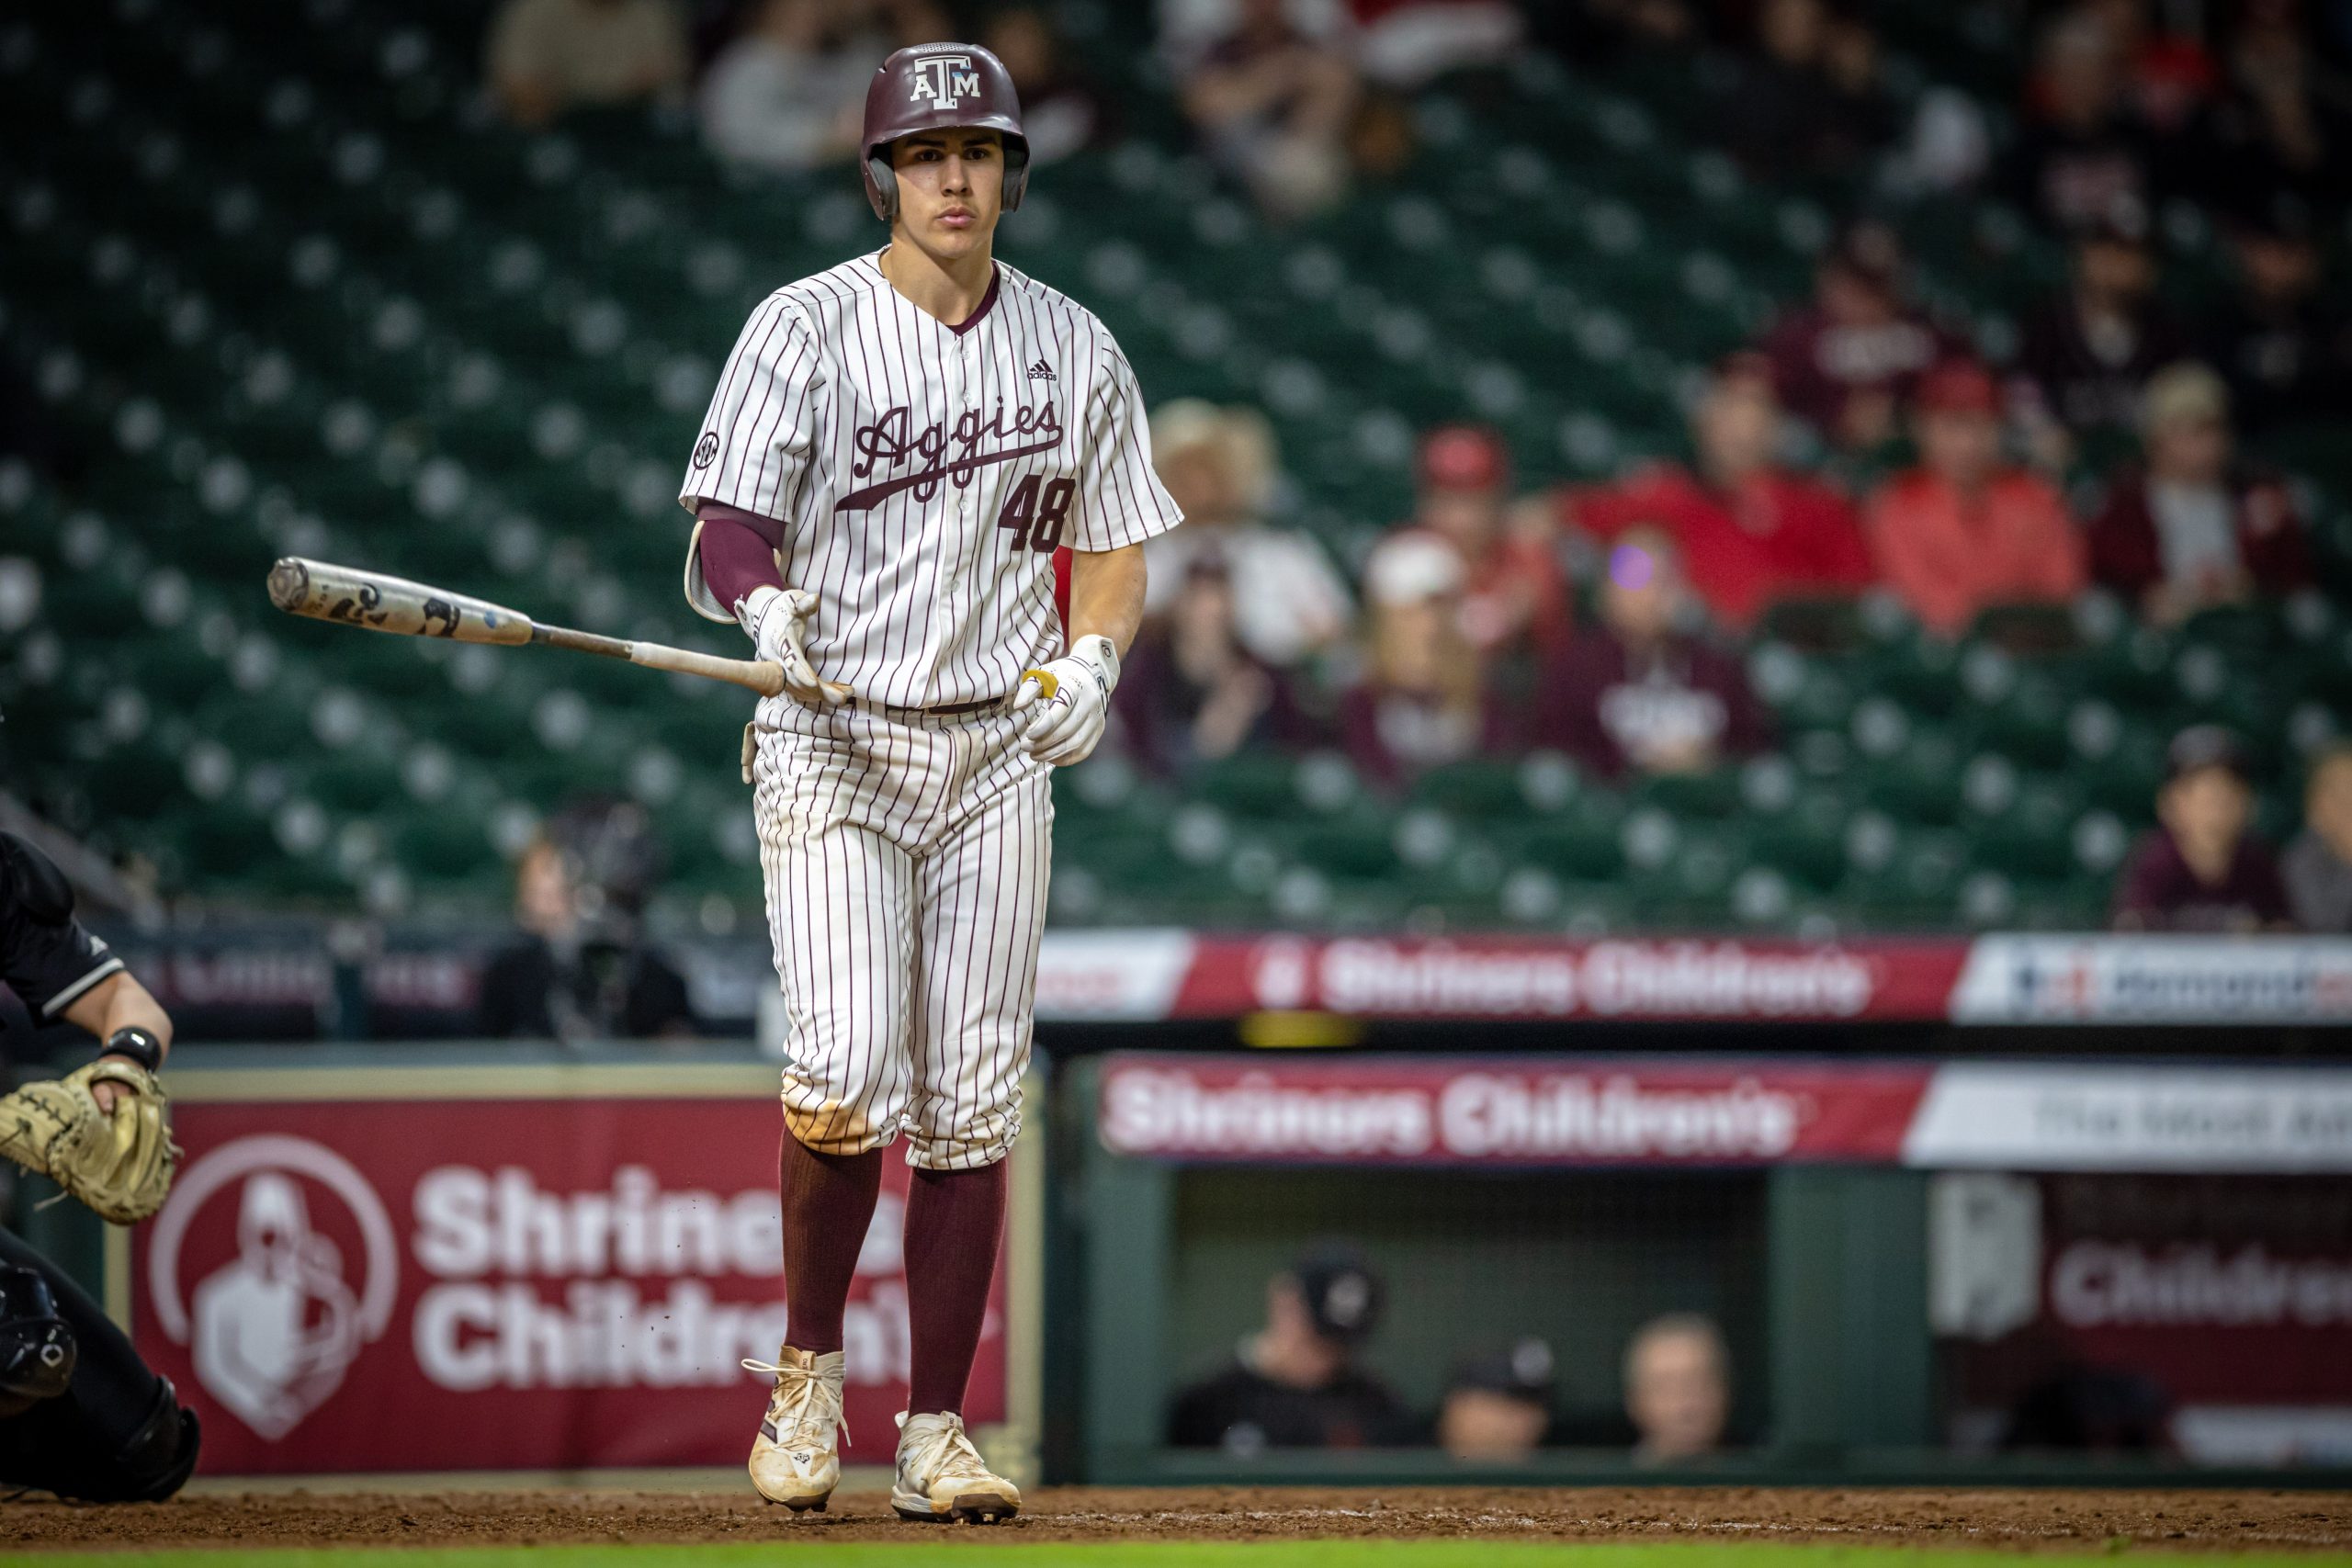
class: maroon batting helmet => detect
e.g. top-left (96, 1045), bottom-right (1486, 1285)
top-left (860, 43), bottom-right (1029, 223)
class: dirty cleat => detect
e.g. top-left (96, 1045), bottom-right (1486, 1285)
top-left (890, 1410), bottom-right (1022, 1524)
top-left (742, 1347), bottom-right (847, 1511)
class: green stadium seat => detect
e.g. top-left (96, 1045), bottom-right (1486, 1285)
top-left (1752, 787), bottom-right (1849, 891)
top-left (1975, 671), bottom-right (2074, 769)
top-left (6, 0), bottom-right (2349, 931)
top-left (1634, 766), bottom-right (1742, 821)
top-left (1859, 728), bottom-right (1965, 826)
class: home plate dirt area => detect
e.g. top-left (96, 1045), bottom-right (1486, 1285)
top-left (7, 1486), bottom-right (2350, 1552)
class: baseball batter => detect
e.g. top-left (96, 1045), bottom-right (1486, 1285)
top-left (678, 42), bottom-right (1180, 1522)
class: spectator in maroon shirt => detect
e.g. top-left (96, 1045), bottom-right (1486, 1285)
top-left (1566, 353), bottom-right (1873, 629)
top-left (1758, 220), bottom-right (1969, 450)
top-left (2190, 0), bottom-right (2352, 223)
top-left (1115, 556), bottom-right (1311, 777)
top-left (1340, 532), bottom-right (1511, 790)
top-left (2084, 0), bottom-right (2216, 139)
top-left (1173, 0), bottom-right (1363, 220)
top-left (2007, 12), bottom-right (2159, 235)
top-left (2008, 195), bottom-right (2190, 468)
top-left (1534, 528), bottom-right (1770, 782)
top-left (2201, 194), bottom-right (2352, 438)
top-left (2113, 727), bottom-right (2295, 932)
top-left (2086, 363), bottom-right (2312, 627)
top-left (1720, 0), bottom-right (1896, 179)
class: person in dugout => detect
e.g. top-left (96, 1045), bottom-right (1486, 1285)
top-left (0, 832), bottom-right (199, 1500)
top-left (1168, 1244), bottom-right (1413, 1451)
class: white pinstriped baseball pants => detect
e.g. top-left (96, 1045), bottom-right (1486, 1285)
top-left (751, 698), bottom-right (1051, 1171)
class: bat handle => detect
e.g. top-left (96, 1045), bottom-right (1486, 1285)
top-left (628, 643), bottom-right (786, 697)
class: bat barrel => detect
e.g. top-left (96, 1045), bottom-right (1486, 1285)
top-left (266, 557), bottom-right (535, 646)
top-left (266, 558), bottom-right (311, 614)
top-left (265, 557), bottom-right (781, 695)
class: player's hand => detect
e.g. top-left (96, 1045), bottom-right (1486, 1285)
top-left (742, 586), bottom-right (853, 708)
top-left (89, 1055), bottom-right (148, 1115)
top-left (1011, 634), bottom-right (1120, 766)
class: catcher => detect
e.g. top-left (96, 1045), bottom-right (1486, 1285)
top-left (0, 831), bottom-right (196, 1501)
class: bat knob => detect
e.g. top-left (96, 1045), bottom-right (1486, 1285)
top-left (266, 558), bottom-right (311, 613)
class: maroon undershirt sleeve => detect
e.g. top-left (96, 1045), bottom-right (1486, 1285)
top-left (696, 502), bottom-right (788, 618)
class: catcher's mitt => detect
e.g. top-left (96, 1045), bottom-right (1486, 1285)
top-left (0, 1060), bottom-right (180, 1225)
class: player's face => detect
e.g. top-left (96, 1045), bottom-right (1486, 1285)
top-left (890, 129), bottom-right (1004, 262)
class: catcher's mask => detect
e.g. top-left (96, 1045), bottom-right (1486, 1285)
top-left (0, 1266), bottom-right (75, 1417)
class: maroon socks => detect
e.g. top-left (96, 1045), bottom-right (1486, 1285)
top-left (776, 1136), bottom-right (884, 1357)
top-left (775, 1138), bottom-right (1009, 1416)
top-left (901, 1162), bottom-right (1010, 1416)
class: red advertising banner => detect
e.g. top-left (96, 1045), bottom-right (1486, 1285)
top-left (1099, 1055), bottom-right (1935, 1166)
top-left (1942, 1174), bottom-right (2352, 1464)
top-left (1171, 936), bottom-right (1969, 1022)
top-left (2030, 1174), bottom-right (2352, 1411)
top-left (127, 1092), bottom-right (1009, 1474)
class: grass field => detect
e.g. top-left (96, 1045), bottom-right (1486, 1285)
top-left (10, 1545), bottom-right (2352, 1568)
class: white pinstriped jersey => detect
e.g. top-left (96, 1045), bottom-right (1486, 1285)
top-left (679, 252), bottom-right (1183, 710)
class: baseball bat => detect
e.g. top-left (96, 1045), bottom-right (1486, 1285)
top-left (265, 557), bottom-right (786, 698)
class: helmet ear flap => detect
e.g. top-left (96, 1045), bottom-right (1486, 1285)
top-left (1001, 141), bottom-right (1030, 212)
top-left (865, 153), bottom-right (899, 222)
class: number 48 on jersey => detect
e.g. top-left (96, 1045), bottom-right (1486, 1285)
top-left (995, 476), bottom-right (1074, 553)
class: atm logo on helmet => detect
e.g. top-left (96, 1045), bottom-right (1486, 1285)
top-left (909, 54), bottom-right (982, 108)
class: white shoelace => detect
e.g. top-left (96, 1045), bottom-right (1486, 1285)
top-left (741, 1358), bottom-right (849, 1450)
top-left (901, 1414), bottom-right (994, 1484)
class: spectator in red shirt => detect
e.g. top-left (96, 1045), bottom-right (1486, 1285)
top-left (1758, 220), bottom-right (1967, 449)
top-left (1868, 360), bottom-right (2088, 639)
top-left (2114, 727), bottom-right (2294, 932)
top-left (1340, 532), bottom-right (1511, 789)
top-left (1568, 354), bottom-right (1872, 629)
top-left (1401, 423), bottom-right (1570, 661)
top-left (1534, 528), bottom-right (1770, 782)
top-left (2086, 362), bottom-right (2311, 627)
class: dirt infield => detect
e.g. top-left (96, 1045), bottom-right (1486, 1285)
top-left (7, 1486), bottom-right (2350, 1554)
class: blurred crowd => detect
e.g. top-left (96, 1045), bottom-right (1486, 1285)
top-left (471, 0), bottom-right (2352, 941)
top-left (1122, 348), bottom-right (2349, 931)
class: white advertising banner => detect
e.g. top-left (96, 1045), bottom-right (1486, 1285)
top-left (1903, 1065), bottom-right (2352, 1172)
top-left (1950, 936), bottom-right (2352, 1024)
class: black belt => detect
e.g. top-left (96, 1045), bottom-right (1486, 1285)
top-left (847, 695), bottom-right (1000, 718)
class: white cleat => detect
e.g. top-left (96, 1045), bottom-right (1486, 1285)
top-left (742, 1347), bottom-right (847, 1511)
top-left (890, 1410), bottom-right (1022, 1524)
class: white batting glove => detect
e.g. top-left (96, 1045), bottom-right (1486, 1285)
top-left (740, 585), bottom-right (852, 708)
top-left (1010, 634), bottom-right (1119, 766)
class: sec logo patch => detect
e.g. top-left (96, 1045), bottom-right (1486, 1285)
top-left (693, 432), bottom-right (720, 469)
